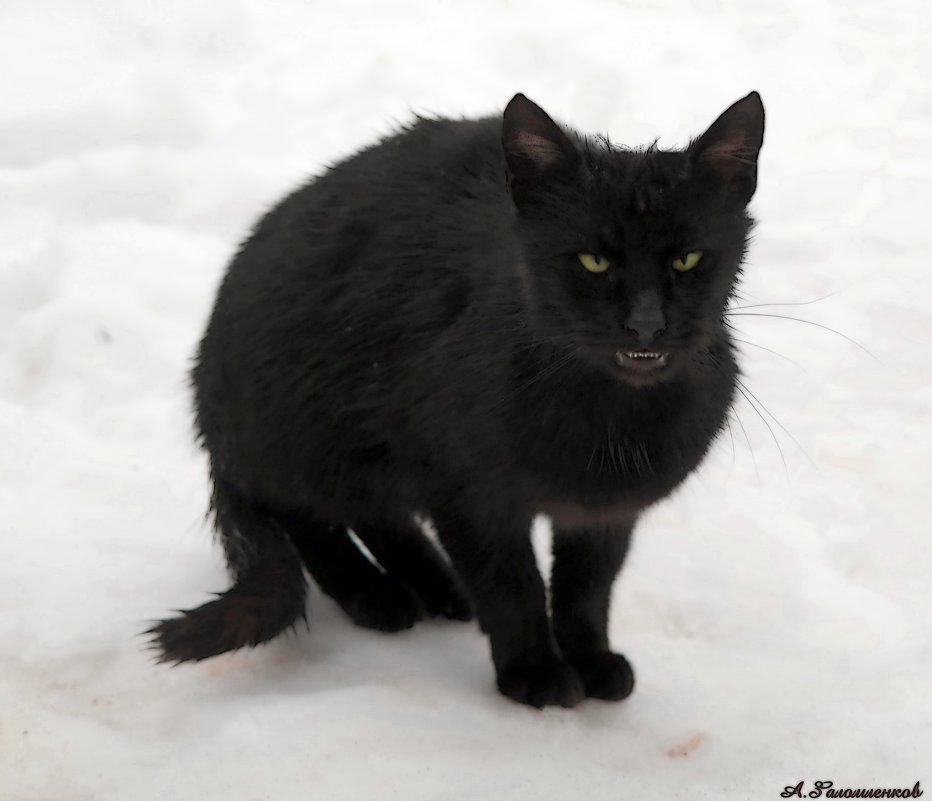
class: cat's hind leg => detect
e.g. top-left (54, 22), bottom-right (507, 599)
top-left (352, 518), bottom-right (473, 622)
top-left (293, 519), bottom-right (424, 632)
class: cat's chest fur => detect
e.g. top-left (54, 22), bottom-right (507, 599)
top-left (504, 347), bottom-right (734, 526)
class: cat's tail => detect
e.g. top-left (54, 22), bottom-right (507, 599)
top-left (146, 481), bottom-right (307, 663)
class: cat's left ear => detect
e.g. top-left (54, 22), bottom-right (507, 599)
top-left (502, 93), bottom-right (581, 208)
top-left (689, 92), bottom-right (765, 208)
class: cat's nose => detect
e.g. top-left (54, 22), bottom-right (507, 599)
top-left (624, 291), bottom-right (666, 346)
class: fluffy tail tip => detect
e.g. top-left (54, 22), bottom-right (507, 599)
top-left (146, 581), bottom-right (307, 663)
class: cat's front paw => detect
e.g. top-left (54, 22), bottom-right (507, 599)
top-left (570, 651), bottom-right (635, 701)
top-left (496, 659), bottom-right (585, 709)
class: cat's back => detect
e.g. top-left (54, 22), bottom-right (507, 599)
top-left (249, 114), bottom-right (507, 260)
top-left (194, 113), bottom-right (516, 488)
top-left (208, 113), bottom-right (514, 358)
top-left (211, 114), bottom-right (511, 331)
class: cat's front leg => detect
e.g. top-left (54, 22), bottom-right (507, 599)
top-left (431, 506), bottom-right (584, 709)
top-left (551, 523), bottom-right (636, 701)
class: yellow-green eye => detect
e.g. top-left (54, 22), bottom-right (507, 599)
top-left (672, 251), bottom-right (703, 272)
top-left (578, 253), bottom-right (610, 273)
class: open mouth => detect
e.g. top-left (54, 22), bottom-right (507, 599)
top-left (615, 350), bottom-right (669, 372)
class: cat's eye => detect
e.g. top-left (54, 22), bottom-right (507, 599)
top-left (672, 251), bottom-right (703, 272)
top-left (578, 253), bottom-right (610, 273)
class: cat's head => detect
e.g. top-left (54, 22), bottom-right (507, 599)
top-left (502, 92), bottom-right (764, 387)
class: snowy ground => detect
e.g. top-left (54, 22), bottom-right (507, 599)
top-left (2, 1), bottom-right (930, 798)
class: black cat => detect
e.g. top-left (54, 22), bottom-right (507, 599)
top-left (149, 91), bottom-right (764, 708)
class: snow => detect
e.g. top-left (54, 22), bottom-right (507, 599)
top-left (2, 0), bottom-right (930, 798)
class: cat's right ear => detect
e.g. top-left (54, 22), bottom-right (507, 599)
top-left (502, 94), bottom-right (581, 208)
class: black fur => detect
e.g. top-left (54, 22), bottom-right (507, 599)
top-left (150, 92), bottom-right (765, 707)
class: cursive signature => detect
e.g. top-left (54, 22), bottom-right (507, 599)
top-left (782, 781), bottom-right (923, 799)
